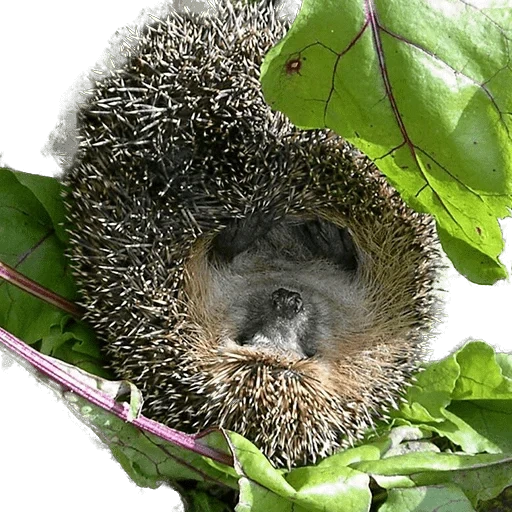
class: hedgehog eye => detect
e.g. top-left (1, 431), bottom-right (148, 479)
top-left (302, 343), bottom-right (317, 357)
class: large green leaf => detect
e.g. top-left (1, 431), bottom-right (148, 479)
top-left (0, 168), bottom-right (75, 338)
top-left (261, 0), bottom-right (512, 284)
top-left (395, 341), bottom-right (512, 454)
top-left (0, 167), bottom-right (106, 376)
top-left (225, 431), bottom-right (372, 512)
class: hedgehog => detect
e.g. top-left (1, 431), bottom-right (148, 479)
top-left (63, 0), bottom-right (439, 469)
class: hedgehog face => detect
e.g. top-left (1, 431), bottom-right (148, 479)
top-left (230, 285), bottom-right (317, 358)
top-left (182, 221), bottom-right (388, 468)
top-left (195, 216), bottom-right (371, 361)
top-left (178, 207), bottom-right (436, 467)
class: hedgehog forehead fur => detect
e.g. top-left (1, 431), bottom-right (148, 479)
top-left (64, 0), bottom-right (440, 468)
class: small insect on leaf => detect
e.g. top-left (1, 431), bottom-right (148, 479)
top-left (285, 57), bottom-right (302, 75)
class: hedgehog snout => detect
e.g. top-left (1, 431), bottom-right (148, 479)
top-left (271, 288), bottom-right (303, 319)
top-left (234, 287), bottom-right (317, 358)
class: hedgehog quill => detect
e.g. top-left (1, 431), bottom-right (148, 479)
top-left (64, 0), bottom-right (440, 469)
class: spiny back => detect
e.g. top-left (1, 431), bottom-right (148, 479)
top-left (65, 1), bottom-right (439, 468)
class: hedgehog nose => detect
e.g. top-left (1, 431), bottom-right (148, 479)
top-left (272, 288), bottom-right (303, 318)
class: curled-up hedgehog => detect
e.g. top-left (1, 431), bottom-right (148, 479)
top-left (64, 0), bottom-right (439, 468)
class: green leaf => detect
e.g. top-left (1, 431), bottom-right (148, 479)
top-left (285, 465), bottom-right (371, 512)
top-left (261, 0), bottom-right (512, 284)
top-left (227, 432), bottom-right (296, 497)
top-left (184, 489), bottom-right (233, 512)
top-left (0, 168), bottom-right (75, 337)
top-left (394, 342), bottom-right (512, 454)
top-left (378, 485), bottom-right (475, 512)
top-left (452, 342), bottom-right (512, 399)
top-left (64, 392), bottom-right (240, 490)
top-left (477, 486), bottom-right (512, 512)
top-left (13, 170), bottom-right (70, 243)
top-left (0, 167), bottom-right (106, 376)
top-left (236, 478), bottom-right (298, 512)
top-left (226, 432), bottom-right (372, 512)
top-left (415, 455), bottom-right (512, 507)
top-left (353, 450), bottom-right (512, 507)
top-left (353, 451), bottom-right (510, 476)
top-left (35, 321), bottom-right (111, 379)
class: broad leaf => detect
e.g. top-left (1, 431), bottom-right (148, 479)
top-left (378, 485), bottom-right (475, 512)
top-left (395, 341), bottom-right (512, 454)
top-left (227, 432), bottom-right (372, 512)
top-left (261, 0), bottom-right (512, 284)
top-left (0, 328), bottom-right (238, 493)
top-left (0, 167), bottom-right (106, 376)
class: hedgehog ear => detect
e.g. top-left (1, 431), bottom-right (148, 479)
top-left (212, 213), bottom-right (277, 261)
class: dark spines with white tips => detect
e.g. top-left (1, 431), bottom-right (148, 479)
top-left (64, 0), bottom-right (440, 469)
